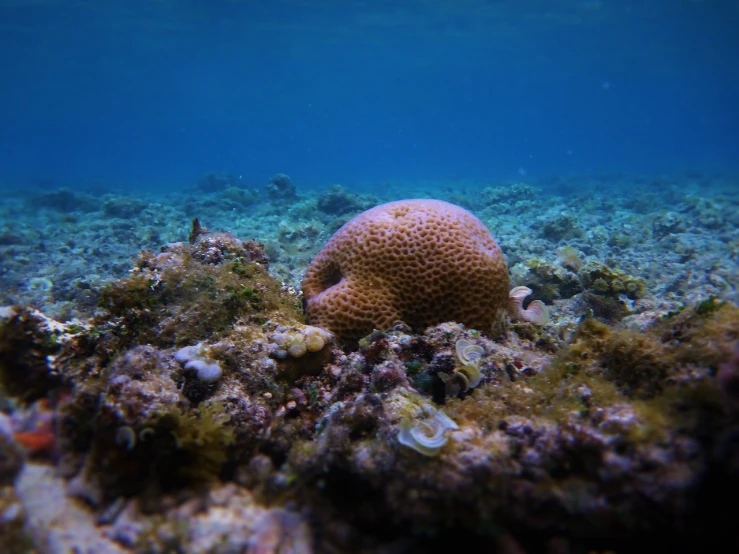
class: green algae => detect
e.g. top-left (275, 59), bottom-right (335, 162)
top-left (694, 295), bottom-right (725, 317)
top-left (96, 240), bottom-right (301, 352)
top-left (81, 399), bottom-right (238, 505)
top-left (579, 261), bottom-right (647, 300)
top-left (447, 301), bottom-right (738, 446)
top-left (517, 256), bottom-right (583, 303)
top-left (165, 401), bottom-right (236, 483)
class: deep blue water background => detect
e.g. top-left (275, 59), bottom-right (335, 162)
top-left (1, 0), bottom-right (737, 192)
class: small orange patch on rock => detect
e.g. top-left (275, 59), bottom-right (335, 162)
top-left (13, 429), bottom-right (56, 454)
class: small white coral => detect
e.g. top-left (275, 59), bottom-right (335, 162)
top-left (509, 286), bottom-right (549, 325)
top-left (174, 343), bottom-right (223, 382)
top-left (270, 325), bottom-right (333, 359)
top-left (304, 325), bottom-right (332, 352)
top-left (398, 404), bottom-right (459, 456)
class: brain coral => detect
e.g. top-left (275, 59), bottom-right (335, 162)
top-left (302, 199), bottom-right (510, 346)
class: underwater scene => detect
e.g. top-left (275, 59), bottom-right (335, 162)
top-left (1, 1), bottom-right (738, 553)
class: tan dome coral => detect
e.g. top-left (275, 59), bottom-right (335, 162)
top-left (302, 199), bottom-right (510, 346)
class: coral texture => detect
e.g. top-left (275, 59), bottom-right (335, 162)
top-left (302, 199), bottom-right (510, 345)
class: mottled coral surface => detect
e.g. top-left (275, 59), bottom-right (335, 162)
top-left (302, 200), bottom-right (510, 346)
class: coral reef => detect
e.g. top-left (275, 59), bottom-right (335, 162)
top-left (28, 188), bottom-right (99, 213)
top-left (302, 200), bottom-right (510, 346)
top-left (220, 186), bottom-right (259, 207)
top-left (510, 256), bottom-right (583, 303)
top-left (195, 172), bottom-right (242, 193)
top-left (95, 228), bottom-right (298, 351)
top-left (103, 197), bottom-right (148, 219)
top-left (0, 228), bottom-right (737, 552)
top-left (479, 183), bottom-right (538, 210)
top-left (266, 173), bottom-right (297, 201)
top-left (539, 211), bottom-right (584, 241)
top-left (285, 303), bottom-right (739, 552)
top-left (0, 173), bottom-right (737, 553)
top-left (316, 184), bottom-right (363, 215)
top-left (579, 261), bottom-right (647, 300)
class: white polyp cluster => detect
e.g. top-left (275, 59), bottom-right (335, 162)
top-left (270, 325), bottom-right (333, 359)
top-left (174, 343), bottom-right (223, 383)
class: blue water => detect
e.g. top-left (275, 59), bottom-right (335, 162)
top-left (1, 0), bottom-right (737, 192)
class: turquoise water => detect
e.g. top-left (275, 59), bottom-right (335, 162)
top-left (0, 0), bottom-right (737, 191)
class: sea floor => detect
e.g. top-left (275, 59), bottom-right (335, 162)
top-left (1, 172), bottom-right (737, 319)
top-left (0, 171), bottom-right (738, 553)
